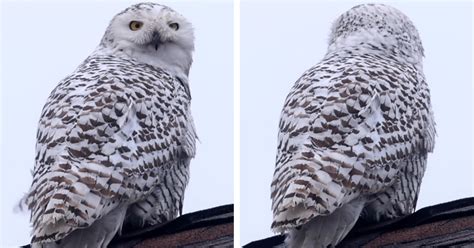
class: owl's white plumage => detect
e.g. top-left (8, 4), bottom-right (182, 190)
top-left (22, 3), bottom-right (197, 247)
top-left (270, 4), bottom-right (435, 247)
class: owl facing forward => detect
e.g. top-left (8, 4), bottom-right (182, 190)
top-left (271, 4), bottom-right (435, 247)
top-left (22, 3), bottom-right (197, 247)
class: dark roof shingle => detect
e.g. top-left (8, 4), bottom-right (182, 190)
top-left (22, 204), bottom-right (234, 248)
top-left (111, 204), bottom-right (234, 248)
top-left (245, 197), bottom-right (474, 247)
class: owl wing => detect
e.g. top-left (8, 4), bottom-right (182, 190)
top-left (26, 68), bottom-right (196, 243)
top-left (271, 59), bottom-right (435, 231)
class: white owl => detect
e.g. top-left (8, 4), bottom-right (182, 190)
top-left (22, 3), bottom-right (197, 247)
top-left (270, 4), bottom-right (435, 247)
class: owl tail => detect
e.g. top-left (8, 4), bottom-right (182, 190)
top-left (285, 198), bottom-right (366, 248)
top-left (31, 204), bottom-right (127, 248)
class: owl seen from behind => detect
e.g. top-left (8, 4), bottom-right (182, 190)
top-left (271, 4), bottom-right (435, 247)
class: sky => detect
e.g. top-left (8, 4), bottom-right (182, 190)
top-left (0, 1), bottom-right (233, 247)
top-left (241, 0), bottom-right (473, 245)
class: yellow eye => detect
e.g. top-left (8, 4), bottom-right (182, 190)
top-left (129, 21), bottom-right (143, 31)
top-left (168, 22), bottom-right (179, 31)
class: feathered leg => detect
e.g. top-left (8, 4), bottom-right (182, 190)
top-left (285, 198), bottom-right (366, 248)
top-left (362, 158), bottom-right (426, 223)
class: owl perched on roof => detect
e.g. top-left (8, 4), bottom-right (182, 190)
top-left (22, 3), bottom-right (197, 247)
top-left (270, 4), bottom-right (435, 247)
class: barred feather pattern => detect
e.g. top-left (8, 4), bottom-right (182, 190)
top-left (24, 52), bottom-right (197, 245)
top-left (270, 4), bottom-right (435, 247)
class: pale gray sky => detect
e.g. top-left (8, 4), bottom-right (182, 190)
top-left (241, 0), bottom-right (473, 245)
top-left (1, 1), bottom-right (233, 247)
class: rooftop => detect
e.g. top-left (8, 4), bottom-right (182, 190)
top-left (111, 204), bottom-right (234, 248)
top-left (244, 197), bottom-right (474, 247)
top-left (22, 204), bottom-right (234, 248)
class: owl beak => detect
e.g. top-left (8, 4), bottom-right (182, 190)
top-left (151, 31), bottom-right (161, 51)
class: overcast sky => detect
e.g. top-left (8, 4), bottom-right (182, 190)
top-left (1, 1), bottom-right (233, 246)
top-left (241, 0), bottom-right (473, 245)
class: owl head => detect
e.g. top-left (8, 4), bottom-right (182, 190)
top-left (100, 3), bottom-right (194, 79)
top-left (328, 4), bottom-right (424, 66)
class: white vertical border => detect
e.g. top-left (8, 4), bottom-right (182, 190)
top-left (0, 0), bottom-right (4, 244)
top-left (471, 0), bottom-right (474, 198)
top-left (233, 0), bottom-right (241, 246)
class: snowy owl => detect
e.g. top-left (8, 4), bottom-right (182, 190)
top-left (270, 4), bottom-right (435, 247)
top-left (22, 3), bottom-right (197, 247)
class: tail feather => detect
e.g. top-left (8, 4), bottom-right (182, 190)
top-left (286, 198), bottom-right (365, 248)
top-left (31, 204), bottom-right (127, 248)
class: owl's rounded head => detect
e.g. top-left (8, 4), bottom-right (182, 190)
top-left (101, 3), bottom-right (194, 78)
top-left (328, 4), bottom-right (424, 66)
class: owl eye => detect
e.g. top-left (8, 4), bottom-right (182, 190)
top-left (129, 21), bottom-right (143, 31)
top-left (168, 22), bottom-right (179, 31)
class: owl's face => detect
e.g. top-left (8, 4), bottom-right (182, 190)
top-left (101, 3), bottom-right (195, 77)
